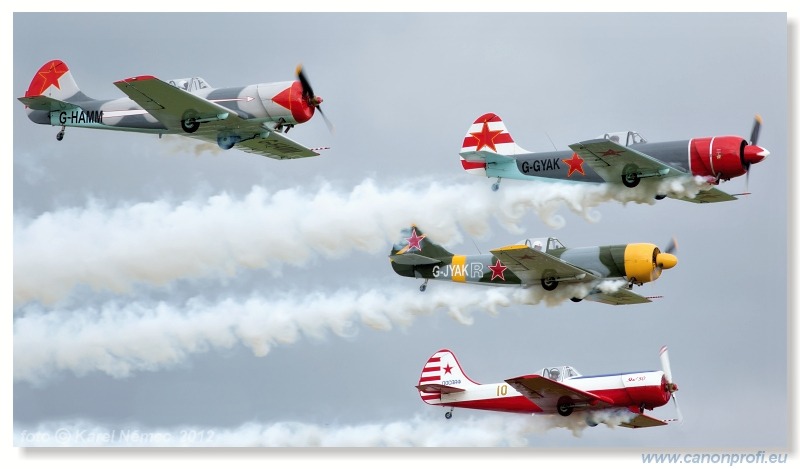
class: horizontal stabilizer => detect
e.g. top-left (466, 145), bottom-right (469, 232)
top-left (619, 413), bottom-right (668, 428)
top-left (18, 95), bottom-right (80, 112)
top-left (415, 383), bottom-right (465, 394)
top-left (389, 253), bottom-right (442, 266)
top-left (584, 288), bottom-right (651, 305)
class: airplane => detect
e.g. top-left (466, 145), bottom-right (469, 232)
top-left (459, 112), bottom-right (769, 203)
top-left (389, 226), bottom-right (677, 305)
top-left (18, 59), bottom-right (331, 160)
top-left (416, 346), bottom-right (681, 429)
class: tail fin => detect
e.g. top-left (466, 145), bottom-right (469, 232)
top-left (389, 226), bottom-right (454, 262)
top-left (23, 60), bottom-right (88, 101)
top-left (459, 113), bottom-right (530, 174)
top-left (416, 349), bottom-right (479, 404)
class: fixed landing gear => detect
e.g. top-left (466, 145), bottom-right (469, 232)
top-left (491, 177), bottom-right (502, 192)
top-left (181, 117), bottom-right (199, 133)
top-left (621, 164), bottom-right (641, 188)
top-left (557, 396), bottom-right (574, 417)
top-left (541, 270), bottom-right (558, 291)
top-left (419, 279), bottom-right (429, 292)
top-left (445, 407), bottom-right (454, 419)
top-left (56, 125), bottom-right (65, 141)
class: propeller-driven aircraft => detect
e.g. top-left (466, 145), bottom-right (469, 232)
top-left (19, 60), bottom-right (331, 160)
top-left (389, 226), bottom-right (677, 305)
top-left (417, 346), bottom-right (682, 429)
top-left (460, 113), bottom-right (769, 203)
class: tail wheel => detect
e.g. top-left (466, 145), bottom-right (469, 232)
top-left (445, 411), bottom-right (453, 419)
top-left (557, 396), bottom-right (574, 417)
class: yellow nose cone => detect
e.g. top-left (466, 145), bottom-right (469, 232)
top-left (657, 253), bottom-right (678, 270)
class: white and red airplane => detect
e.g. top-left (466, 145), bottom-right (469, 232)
top-left (417, 346), bottom-right (681, 429)
top-left (459, 112), bottom-right (769, 203)
top-left (19, 59), bottom-right (330, 160)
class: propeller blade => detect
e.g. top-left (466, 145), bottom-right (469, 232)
top-left (750, 114), bottom-right (762, 145)
top-left (659, 345), bottom-right (673, 384)
top-left (317, 106), bottom-right (335, 134)
top-left (664, 237), bottom-right (678, 255)
top-left (295, 63), bottom-right (333, 134)
top-left (296, 64), bottom-right (314, 100)
top-left (669, 394), bottom-right (684, 424)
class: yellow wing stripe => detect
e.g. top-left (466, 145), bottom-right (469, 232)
top-left (452, 255), bottom-right (466, 283)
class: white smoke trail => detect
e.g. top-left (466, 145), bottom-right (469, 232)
top-left (14, 176), bottom-right (703, 306)
top-left (14, 281), bottom-right (627, 384)
top-left (14, 411), bottom-right (638, 447)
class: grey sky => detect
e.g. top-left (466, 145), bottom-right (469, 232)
top-left (5, 6), bottom-right (796, 466)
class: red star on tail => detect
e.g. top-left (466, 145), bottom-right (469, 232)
top-left (30, 60), bottom-right (68, 96)
top-left (470, 121), bottom-right (503, 152)
top-left (406, 228), bottom-right (425, 251)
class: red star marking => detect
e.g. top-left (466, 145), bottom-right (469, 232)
top-left (489, 260), bottom-right (507, 281)
top-left (33, 61), bottom-right (68, 96)
top-left (601, 148), bottom-right (625, 157)
top-left (563, 153), bottom-right (586, 177)
top-left (406, 228), bottom-right (426, 251)
top-left (470, 121), bottom-right (503, 152)
top-left (443, 363), bottom-right (453, 375)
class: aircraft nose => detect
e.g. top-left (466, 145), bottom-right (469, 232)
top-left (744, 144), bottom-right (769, 165)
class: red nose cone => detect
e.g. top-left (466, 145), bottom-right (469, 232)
top-left (744, 145), bottom-right (769, 165)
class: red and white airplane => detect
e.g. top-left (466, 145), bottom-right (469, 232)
top-left (417, 346), bottom-right (681, 429)
top-left (19, 59), bottom-right (330, 160)
top-left (459, 112), bottom-right (768, 203)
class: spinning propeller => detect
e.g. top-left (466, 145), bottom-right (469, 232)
top-left (655, 237), bottom-right (678, 271)
top-left (659, 345), bottom-right (683, 423)
top-left (296, 64), bottom-right (334, 133)
top-left (743, 114), bottom-right (769, 192)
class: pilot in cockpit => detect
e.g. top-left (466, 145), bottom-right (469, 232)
top-left (550, 368), bottom-right (560, 381)
top-left (533, 240), bottom-right (543, 251)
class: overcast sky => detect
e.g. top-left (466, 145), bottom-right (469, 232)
top-left (4, 4), bottom-right (797, 468)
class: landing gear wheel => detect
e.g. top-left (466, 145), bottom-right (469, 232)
top-left (570, 297), bottom-right (582, 303)
top-left (621, 164), bottom-right (640, 188)
top-left (419, 279), bottom-right (428, 292)
top-left (181, 117), bottom-right (199, 133)
top-left (655, 194), bottom-right (667, 200)
top-left (557, 396), bottom-right (574, 417)
top-left (445, 411), bottom-right (453, 420)
top-left (491, 183), bottom-right (499, 192)
top-left (56, 131), bottom-right (64, 141)
top-left (541, 271), bottom-right (558, 291)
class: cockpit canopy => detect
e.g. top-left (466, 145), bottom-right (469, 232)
top-left (518, 237), bottom-right (565, 253)
top-left (596, 130), bottom-right (647, 147)
top-left (539, 365), bottom-right (581, 382)
top-left (167, 77), bottom-right (211, 92)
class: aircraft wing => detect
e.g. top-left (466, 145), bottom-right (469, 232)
top-left (671, 187), bottom-right (738, 204)
top-left (114, 75), bottom-right (235, 131)
top-left (505, 375), bottom-right (614, 412)
top-left (619, 413), bottom-right (668, 428)
top-left (489, 245), bottom-right (599, 285)
top-left (584, 288), bottom-right (652, 305)
top-left (235, 131), bottom-right (321, 160)
top-left (389, 253), bottom-right (441, 266)
top-left (568, 139), bottom-right (687, 183)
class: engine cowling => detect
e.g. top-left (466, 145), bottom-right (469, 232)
top-left (257, 80), bottom-right (316, 125)
top-left (622, 243), bottom-right (677, 285)
top-left (689, 136), bottom-right (768, 182)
